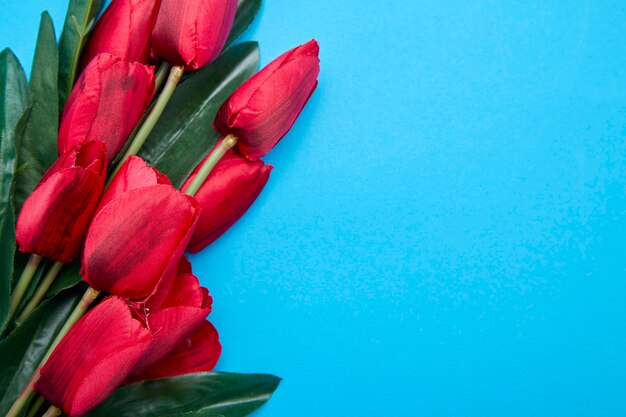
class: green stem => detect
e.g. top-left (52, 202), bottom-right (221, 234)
top-left (5, 287), bottom-right (100, 417)
top-left (16, 261), bottom-right (64, 325)
top-left (7, 254), bottom-right (43, 324)
top-left (184, 135), bottom-right (238, 196)
top-left (42, 405), bottom-right (61, 417)
top-left (154, 61), bottom-right (171, 92)
top-left (25, 395), bottom-right (46, 417)
top-left (108, 65), bottom-right (184, 182)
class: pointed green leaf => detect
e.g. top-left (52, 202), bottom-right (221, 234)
top-left (0, 287), bottom-right (83, 414)
top-left (58, 0), bottom-right (106, 107)
top-left (44, 261), bottom-right (82, 300)
top-left (164, 413), bottom-right (224, 417)
top-left (138, 42), bottom-right (259, 188)
top-left (227, 0), bottom-right (263, 46)
top-left (88, 372), bottom-right (281, 417)
top-left (14, 12), bottom-right (59, 209)
top-left (0, 49), bottom-right (28, 332)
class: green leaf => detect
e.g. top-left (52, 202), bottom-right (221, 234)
top-left (138, 42), bottom-right (259, 188)
top-left (0, 287), bottom-right (83, 414)
top-left (0, 49), bottom-right (28, 332)
top-left (88, 372), bottom-right (281, 417)
top-left (58, 0), bottom-right (106, 107)
top-left (14, 12), bottom-right (59, 209)
top-left (226, 0), bottom-right (263, 47)
top-left (45, 261), bottom-right (82, 300)
top-left (164, 413), bottom-right (224, 417)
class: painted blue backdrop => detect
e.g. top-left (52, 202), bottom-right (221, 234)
top-left (2, 1), bottom-right (626, 415)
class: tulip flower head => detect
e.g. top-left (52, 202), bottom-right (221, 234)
top-left (151, 0), bottom-right (238, 70)
top-left (58, 53), bottom-right (155, 162)
top-left (182, 148), bottom-right (272, 253)
top-left (80, 0), bottom-right (162, 68)
top-left (16, 141), bottom-right (107, 262)
top-left (37, 297), bottom-right (153, 417)
top-left (214, 39), bottom-right (320, 160)
top-left (82, 157), bottom-right (200, 299)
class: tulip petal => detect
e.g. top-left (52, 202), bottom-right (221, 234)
top-left (128, 257), bottom-right (212, 376)
top-left (151, 0), bottom-right (238, 70)
top-left (83, 185), bottom-right (199, 299)
top-left (58, 53), bottom-right (155, 161)
top-left (99, 155), bottom-right (171, 209)
top-left (81, 0), bottom-right (161, 68)
top-left (127, 321), bottom-right (221, 383)
top-left (37, 297), bottom-right (152, 417)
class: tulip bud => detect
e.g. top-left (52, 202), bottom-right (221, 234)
top-left (16, 141), bottom-right (107, 262)
top-left (151, 0), bottom-right (238, 70)
top-left (214, 39), bottom-right (320, 160)
top-left (127, 321), bottom-right (221, 383)
top-left (58, 53), bottom-right (155, 162)
top-left (182, 148), bottom-right (272, 253)
top-left (82, 157), bottom-right (200, 299)
top-left (37, 297), bottom-right (153, 417)
top-left (127, 257), bottom-right (212, 379)
top-left (80, 0), bottom-right (162, 67)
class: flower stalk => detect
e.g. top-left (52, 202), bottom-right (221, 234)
top-left (16, 261), bottom-right (64, 325)
top-left (184, 135), bottom-right (238, 196)
top-left (42, 405), bottom-right (62, 417)
top-left (7, 254), bottom-right (43, 324)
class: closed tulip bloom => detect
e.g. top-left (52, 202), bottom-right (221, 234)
top-left (214, 39), bottom-right (320, 160)
top-left (16, 141), bottom-right (107, 262)
top-left (128, 321), bottom-right (221, 383)
top-left (182, 149), bottom-right (272, 253)
top-left (82, 157), bottom-right (200, 299)
top-left (151, 0), bottom-right (237, 70)
top-left (37, 297), bottom-right (153, 417)
top-left (58, 53), bottom-right (155, 162)
top-left (80, 0), bottom-right (161, 68)
top-left (127, 257), bottom-right (212, 378)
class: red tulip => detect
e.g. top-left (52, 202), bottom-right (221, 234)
top-left (82, 157), bottom-right (200, 299)
top-left (16, 141), bottom-right (107, 262)
top-left (182, 148), bottom-right (272, 253)
top-left (80, 0), bottom-right (162, 68)
top-left (37, 297), bottom-right (153, 417)
top-left (127, 257), bottom-right (212, 378)
top-left (58, 53), bottom-right (155, 162)
top-left (151, 0), bottom-right (238, 70)
top-left (127, 320), bottom-right (221, 383)
top-left (214, 39), bottom-right (320, 160)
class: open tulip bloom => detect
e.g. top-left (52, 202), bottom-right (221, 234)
top-left (0, 0), bottom-right (320, 415)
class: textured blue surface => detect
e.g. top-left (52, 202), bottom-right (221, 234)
top-left (2, 1), bottom-right (626, 416)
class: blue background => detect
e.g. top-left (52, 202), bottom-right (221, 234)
top-left (2, 1), bottom-right (626, 415)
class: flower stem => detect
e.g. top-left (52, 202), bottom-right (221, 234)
top-left (108, 65), bottom-right (184, 182)
top-left (16, 261), bottom-right (64, 325)
top-left (42, 405), bottom-right (61, 417)
top-left (7, 254), bottom-right (43, 324)
top-left (25, 395), bottom-right (45, 417)
top-left (183, 135), bottom-right (238, 196)
top-left (154, 62), bottom-right (172, 92)
top-left (5, 287), bottom-right (100, 417)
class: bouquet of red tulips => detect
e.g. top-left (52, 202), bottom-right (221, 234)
top-left (0, 0), bottom-right (320, 416)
